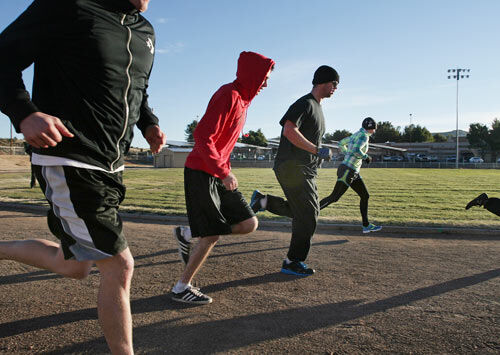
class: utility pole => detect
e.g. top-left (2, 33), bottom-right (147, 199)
top-left (447, 68), bottom-right (470, 169)
top-left (409, 113), bottom-right (412, 160)
top-left (10, 122), bottom-right (13, 155)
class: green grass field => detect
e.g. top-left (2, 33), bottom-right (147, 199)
top-left (1, 168), bottom-right (499, 228)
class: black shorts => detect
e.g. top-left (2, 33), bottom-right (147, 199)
top-left (337, 164), bottom-right (362, 186)
top-left (184, 167), bottom-right (255, 237)
top-left (33, 165), bottom-right (128, 261)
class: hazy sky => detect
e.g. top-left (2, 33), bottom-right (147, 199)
top-left (1, 0), bottom-right (499, 148)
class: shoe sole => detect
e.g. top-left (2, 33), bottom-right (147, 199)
top-left (171, 296), bottom-right (212, 305)
top-left (280, 268), bottom-right (314, 276)
top-left (250, 190), bottom-right (264, 213)
top-left (363, 227), bottom-right (382, 234)
top-left (465, 193), bottom-right (488, 210)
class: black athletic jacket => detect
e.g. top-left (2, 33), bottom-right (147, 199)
top-left (0, 0), bottom-right (159, 172)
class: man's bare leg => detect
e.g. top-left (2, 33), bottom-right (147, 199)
top-left (95, 247), bottom-right (134, 355)
top-left (179, 216), bottom-right (258, 285)
top-left (0, 239), bottom-right (92, 279)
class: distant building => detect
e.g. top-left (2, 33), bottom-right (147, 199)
top-left (153, 140), bottom-right (272, 168)
top-left (383, 137), bottom-right (475, 162)
top-left (154, 147), bottom-right (192, 168)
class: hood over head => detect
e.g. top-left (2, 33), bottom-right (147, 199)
top-left (234, 51), bottom-right (275, 103)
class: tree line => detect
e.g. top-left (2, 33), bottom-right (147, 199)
top-left (324, 122), bottom-right (448, 144)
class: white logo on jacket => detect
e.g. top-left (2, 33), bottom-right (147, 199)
top-left (146, 37), bottom-right (154, 54)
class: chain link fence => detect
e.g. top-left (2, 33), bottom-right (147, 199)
top-left (0, 146), bottom-right (26, 155)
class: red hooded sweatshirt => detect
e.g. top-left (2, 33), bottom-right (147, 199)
top-left (185, 51), bottom-right (275, 179)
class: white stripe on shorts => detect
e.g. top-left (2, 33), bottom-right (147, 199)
top-left (41, 166), bottom-right (112, 261)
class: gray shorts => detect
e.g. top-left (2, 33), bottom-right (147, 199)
top-left (33, 165), bottom-right (128, 261)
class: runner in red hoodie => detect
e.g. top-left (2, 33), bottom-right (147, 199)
top-left (171, 51), bottom-right (274, 304)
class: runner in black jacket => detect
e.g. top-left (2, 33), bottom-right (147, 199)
top-left (0, 1), bottom-right (165, 353)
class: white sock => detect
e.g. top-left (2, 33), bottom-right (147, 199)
top-left (172, 281), bottom-right (191, 293)
top-left (180, 226), bottom-right (192, 242)
top-left (285, 258), bottom-right (292, 265)
top-left (261, 196), bottom-right (268, 209)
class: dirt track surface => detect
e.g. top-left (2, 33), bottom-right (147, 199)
top-left (0, 206), bottom-right (499, 354)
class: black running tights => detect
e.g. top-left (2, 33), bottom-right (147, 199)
top-left (320, 178), bottom-right (370, 226)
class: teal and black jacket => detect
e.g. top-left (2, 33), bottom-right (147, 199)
top-left (0, 0), bottom-right (159, 172)
top-left (338, 128), bottom-right (371, 172)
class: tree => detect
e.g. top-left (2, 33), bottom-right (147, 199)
top-left (487, 118), bottom-right (500, 160)
top-left (371, 121), bottom-right (401, 143)
top-left (401, 124), bottom-right (433, 142)
top-left (432, 133), bottom-right (448, 143)
top-left (324, 130), bottom-right (351, 143)
top-left (467, 123), bottom-right (489, 157)
top-left (241, 129), bottom-right (267, 147)
top-left (184, 120), bottom-right (198, 142)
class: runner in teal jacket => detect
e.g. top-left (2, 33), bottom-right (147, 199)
top-left (320, 117), bottom-right (382, 233)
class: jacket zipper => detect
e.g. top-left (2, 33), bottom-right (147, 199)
top-left (111, 14), bottom-right (133, 171)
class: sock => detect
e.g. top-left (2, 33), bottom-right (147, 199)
top-left (285, 258), bottom-right (292, 265)
top-left (172, 281), bottom-right (190, 293)
top-left (260, 196), bottom-right (268, 209)
top-left (180, 226), bottom-right (192, 242)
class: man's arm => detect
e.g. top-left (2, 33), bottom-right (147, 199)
top-left (20, 112), bottom-right (74, 149)
top-left (193, 89), bottom-right (235, 180)
top-left (0, 2), bottom-right (44, 132)
top-left (0, 2), bottom-right (73, 148)
top-left (144, 124), bottom-right (166, 154)
top-left (282, 120), bottom-right (318, 154)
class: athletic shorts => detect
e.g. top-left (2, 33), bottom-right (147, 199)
top-left (33, 165), bottom-right (128, 261)
top-left (337, 164), bottom-right (362, 186)
top-left (184, 167), bottom-right (255, 238)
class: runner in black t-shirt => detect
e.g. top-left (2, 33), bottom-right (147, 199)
top-left (250, 65), bottom-right (339, 276)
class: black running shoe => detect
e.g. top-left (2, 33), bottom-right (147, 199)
top-left (171, 287), bottom-right (212, 305)
top-left (280, 260), bottom-right (315, 276)
top-left (250, 190), bottom-right (266, 213)
top-left (174, 226), bottom-right (191, 265)
top-left (465, 193), bottom-right (488, 210)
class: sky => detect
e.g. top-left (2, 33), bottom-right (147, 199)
top-left (1, 0), bottom-right (499, 148)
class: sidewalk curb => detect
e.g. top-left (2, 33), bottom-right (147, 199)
top-left (1, 201), bottom-right (498, 237)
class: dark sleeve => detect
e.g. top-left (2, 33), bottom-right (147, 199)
top-left (0, 1), bottom-right (46, 132)
top-left (279, 98), bottom-right (309, 128)
top-left (136, 32), bottom-right (160, 136)
top-left (136, 88), bottom-right (160, 136)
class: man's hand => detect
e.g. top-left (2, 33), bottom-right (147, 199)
top-left (19, 112), bottom-right (74, 149)
top-left (145, 125), bottom-right (166, 154)
top-left (316, 147), bottom-right (332, 161)
top-left (364, 155), bottom-right (372, 164)
top-left (222, 171), bottom-right (238, 191)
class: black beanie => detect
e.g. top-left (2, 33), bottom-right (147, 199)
top-left (312, 65), bottom-right (339, 85)
top-left (362, 117), bottom-right (377, 130)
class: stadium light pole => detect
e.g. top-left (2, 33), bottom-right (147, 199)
top-left (10, 122), bottom-right (13, 155)
top-left (447, 68), bottom-right (470, 169)
top-left (409, 113), bottom-right (412, 157)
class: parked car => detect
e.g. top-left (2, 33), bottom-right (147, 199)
top-left (427, 155), bottom-right (438, 162)
top-left (497, 158), bottom-right (500, 163)
top-left (415, 154), bottom-right (428, 162)
top-left (469, 157), bottom-right (484, 163)
top-left (382, 155), bottom-right (392, 161)
top-left (445, 156), bottom-right (456, 163)
top-left (390, 156), bottom-right (404, 162)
